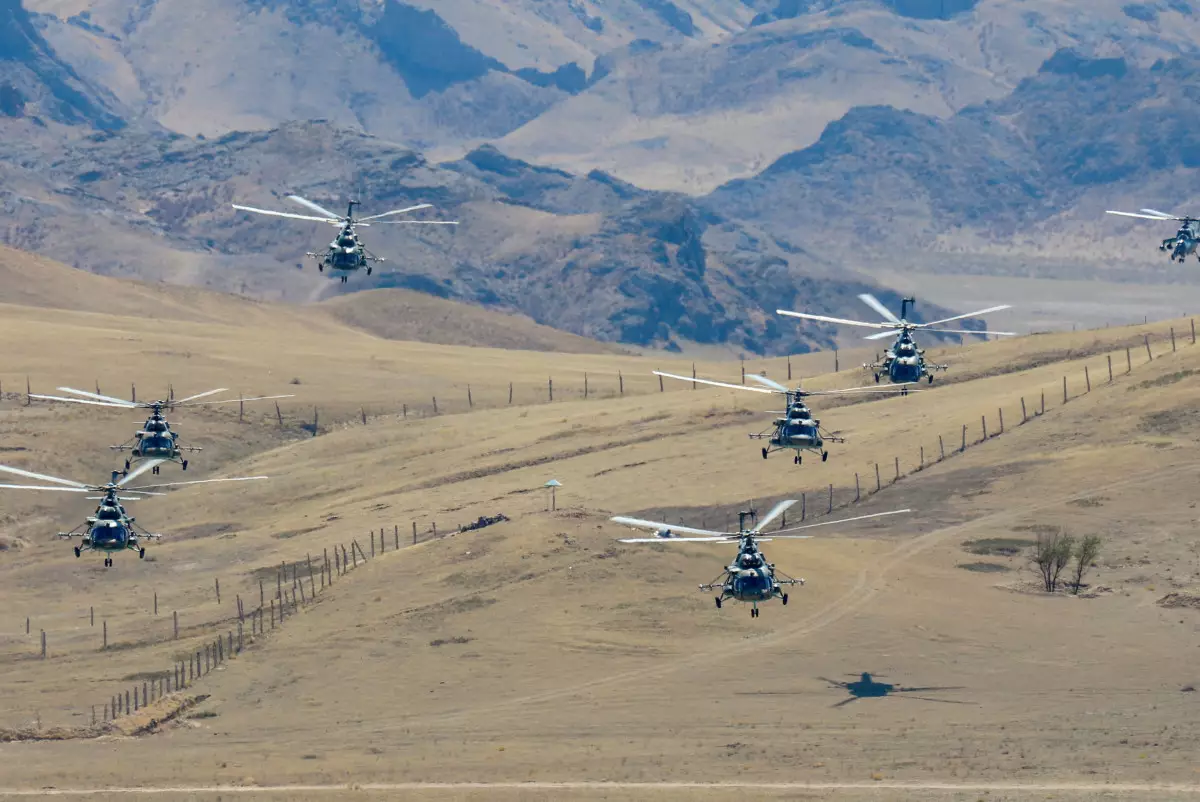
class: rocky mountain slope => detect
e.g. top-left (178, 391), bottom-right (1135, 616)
top-left (2, 117), bottom-right (964, 354)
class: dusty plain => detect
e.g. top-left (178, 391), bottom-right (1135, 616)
top-left (2, 260), bottom-right (1200, 799)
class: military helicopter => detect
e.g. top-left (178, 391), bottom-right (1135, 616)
top-left (231, 195), bottom-right (459, 283)
top-left (612, 503), bottom-right (912, 617)
top-left (819, 673), bottom-right (966, 707)
top-left (778, 294), bottom-right (1015, 385)
top-left (29, 387), bottom-right (294, 474)
top-left (0, 460), bottom-right (268, 566)
top-left (654, 370), bottom-right (910, 464)
top-left (1106, 207), bottom-right (1200, 262)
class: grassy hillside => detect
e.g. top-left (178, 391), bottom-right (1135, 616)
top-left (1, 289), bottom-right (1199, 795)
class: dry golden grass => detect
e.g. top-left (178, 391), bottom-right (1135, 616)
top-left (3, 257), bottom-right (1200, 798)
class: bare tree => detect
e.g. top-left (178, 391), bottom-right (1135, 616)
top-left (1070, 535), bottom-right (1102, 595)
top-left (1032, 528), bottom-right (1074, 593)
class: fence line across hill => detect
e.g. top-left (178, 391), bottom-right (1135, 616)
top-left (7, 319), bottom-right (1197, 731)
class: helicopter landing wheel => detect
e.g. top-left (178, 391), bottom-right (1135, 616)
top-left (104, 557), bottom-right (112, 567)
top-left (74, 546), bottom-right (80, 558)
top-left (182, 460), bottom-right (188, 471)
top-left (874, 374), bottom-right (880, 383)
top-left (794, 455), bottom-right (801, 465)
top-left (715, 597), bottom-right (722, 609)
top-left (761, 447), bottom-right (768, 460)
top-left (928, 374), bottom-right (934, 384)
top-left (821, 451), bottom-right (828, 462)
top-left (139, 548), bottom-right (146, 559)
top-left (124, 459), bottom-right (131, 471)
top-left (750, 607), bottom-right (758, 618)
top-left (367, 266), bottom-right (373, 276)
top-left (153, 465), bottom-right (160, 475)
top-left (782, 593), bottom-right (789, 606)
top-left (318, 264), bottom-right (323, 272)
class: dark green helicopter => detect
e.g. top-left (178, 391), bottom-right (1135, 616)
top-left (612, 504), bottom-right (911, 618)
top-left (29, 387), bottom-right (293, 474)
top-left (778, 294), bottom-right (1015, 385)
top-left (0, 461), bottom-right (267, 567)
top-left (232, 195), bottom-right (459, 284)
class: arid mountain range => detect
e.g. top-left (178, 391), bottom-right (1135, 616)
top-left (3, 0), bottom-right (1200, 351)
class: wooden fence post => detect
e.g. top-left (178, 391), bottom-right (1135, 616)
top-left (981, 415), bottom-right (987, 441)
top-left (1040, 390), bottom-right (1045, 415)
top-left (1192, 319), bottom-right (1196, 344)
top-left (787, 355), bottom-right (792, 381)
top-left (894, 456), bottom-right (900, 482)
top-left (659, 374), bottom-right (664, 392)
top-left (1062, 376), bottom-right (1068, 404)
top-left (1126, 346), bottom-right (1132, 374)
top-left (468, 385), bottom-right (473, 408)
top-left (270, 599), bottom-right (275, 629)
top-left (360, 406), bottom-right (367, 425)
top-left (394, 525), bottom-right (399, 550)
top-left (998, 408), bottom-right (1004, 434)
top-left (508, 383), bottom-right (513, 404)
top-left (214, 578), bottom-right (220, 604)
top-left (961, 424), bottom-right (967, 452)
top-left (173, 610), bottom-right (178, 639)
top-left (938, 435), bottom-right (945, 460)
top-left (855, 473), bottom-right (860, 501)
top-left (801, 493), bottom-right (806, 520)
top-left (834, 348), bottom-right (840, 372)
top-left (548, 378), bottom-right (553, 402)
top-left (90, 606), bottom-right (94, 626)
top-left (1084, 366), bottom-right (1090, 393)
top-left (432, 397), bottom-right (438, 415)
top-left (370, 532), bottom-right (375, 558)
top-left (584, 373), bottom-right (589, 399)
top-left (1108, 355), bottom-right (1113, 383)
top-left (619, 372), bottom-right (624, 395)
top-left (412, 521), bottom-right (417, 544)
top-left (312, 407), bottom-right (319, 435)
top-left (102, 620), bottom-right (107, 650)
top-left (153, 592), bottom-right (158, 616)
top-left (1171, 327), bottom-right (1176, 352)
top-left (875, 463), bottom-right (881, 491)
top-left (276, 401), bottom-right (283, 428)
top-left (919, 445), bottom-right (924, 468)
top-left (827, 484), bottom-right (833, 514)
top-left (1145, 334), bottom-right (1153, 362)
top-left (1021, 397), bottom-right (1027, 423)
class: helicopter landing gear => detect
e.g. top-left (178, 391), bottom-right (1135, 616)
top-left (124, 459), bottom-right (131, 471)
top-left (340, 275), bottom-right (348, 284)
top-left (715, 597), bottom-right (722, 609)
top-left (794, 454), bottom-right (801, 465)
top-left (367, 266), bottom-right (373, 276)
top-left (152, 465), bottom-right (160, 475)
top-left (74, 546), bottom-right (81, 558)
top-left (782, 593), bottom-right (789, 606)
top-left (821, 451), bottom-right (828, 462)
top-left (182, 459), bottom-right (188, 471)
top-left (927, 374), bottom-right (934, 384)
top-left (874, 373), bottom-right (880, 383)
top-left (750, 607), bottom-right (759, 618)
top-left (139, 548), bottom-right (146, 559)
top-left (318, 264), bottom-right (323, 272)
top-left (104, 557), bottom-right (112, 567)
top-left (762, 447), bottom-right (769, 460)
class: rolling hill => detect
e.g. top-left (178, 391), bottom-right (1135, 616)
top-left (1, 275), bottom-right (1199, 796)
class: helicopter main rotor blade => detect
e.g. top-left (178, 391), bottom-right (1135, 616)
top-left (857, 293), bottom-right (902, 324)
top-left (0, 483), bottom-right (90, 493)
top-left (653, 371), bottom-right (776, 394)
top-left (286, 195), bottom-right (342, 220)
top-left (124, 475), bottom-right (269, 492)
top-left (55, 387), bottom-right (138, 407)
top-left (174, 388), bottom-right (229, 404)
top-left (1106, 210), bottom-right (1182, 221)
top-left (772, 508), bottom-right (912, 537)
top-left (0, 464), bottom-right (88, 488)
top-left (921, 328), bottom-right (1017, 337)
top-left (356, 204), bottom-right (433, 222)
top-left (811, 384), bottom-right (915, 394)
top-left (1137, 206), bottom-right (1185, 219)
top-left (183, 394), bottom-right (296, 406)
top-left (610, 516), bottom-right (729, 537)
top-left (373, 220), bottom-right (460, 226)
top-left (776, 309), bottom-right (896, 330)
top-left (864, 330), bottom-right (899, 341)
top-left (752, 499), bottom-right (798, 533)
top-left (117, 459), bottom-right (167, 486)
top-left (746, 374), bottom-right (790, 392)
top-left (618, 536), bottom-right (736, 543)
top-left (919, 305), bottom-right (1012, 328)
top-left (231, 204), bottom-right (338, 224)
top-left (29, 394), bottom-right (135, 409)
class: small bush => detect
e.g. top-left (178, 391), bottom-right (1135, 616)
top-left (958, 562), bottom-right (1009, 573)
top-left (430, 636), bottom-right (473, 647)
top-left (963, 537), bottom-right (1033, 557)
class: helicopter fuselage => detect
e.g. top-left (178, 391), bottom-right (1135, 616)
top-left (1163, 222), bottom-right (1200, 261)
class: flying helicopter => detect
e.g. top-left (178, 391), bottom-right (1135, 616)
top-left (819, 673), bottom-right (967, 707)
top-left (613, 504), bottom-right (912, 617)
top-left (777, 294), bottom-right (1015, 385)
top-left (231, 195), bottom-right (459, 283)
top-left (28, 387), bottom-right (294, 474)
top-left (1106, 207), bottom-right (1200, 262)
top-left (0, 460), bottom-right (268, 566)
top-left (654, 370), bottom-right (910, 464)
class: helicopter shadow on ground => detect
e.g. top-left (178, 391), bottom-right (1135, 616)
top-left (738, 672), bottom-right (976, 708)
